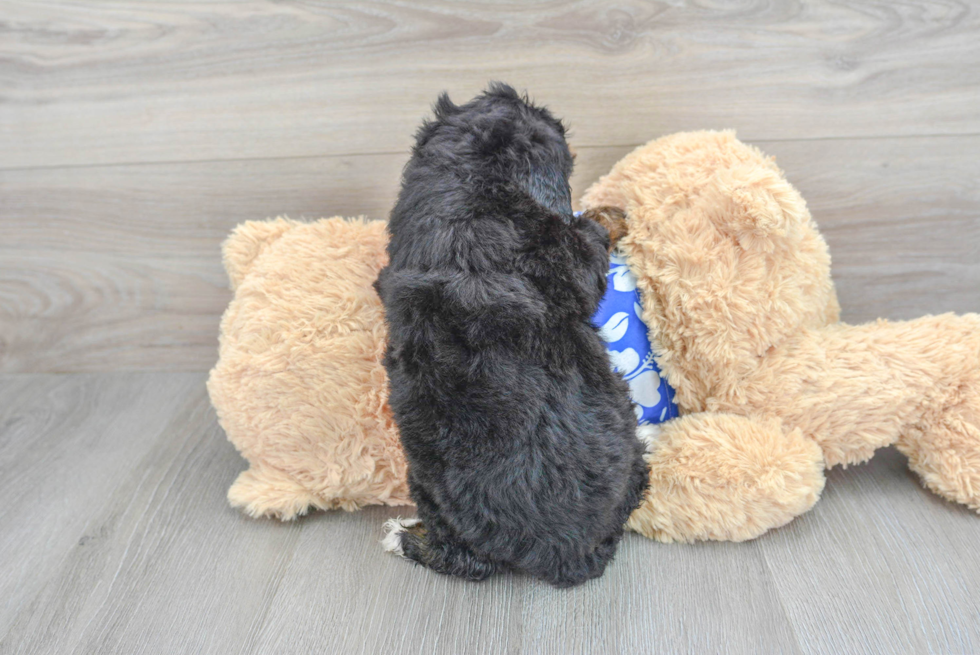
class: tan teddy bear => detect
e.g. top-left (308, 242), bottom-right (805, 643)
top-left (208, 131), bottom-right (980, 543)
top-left (582, 130), bottom-right (980, 540)
top-left (207, 217), bottom-right (409, 518)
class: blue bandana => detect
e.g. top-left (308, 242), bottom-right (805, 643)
top-left (592, 250), bottom-right (679, 425)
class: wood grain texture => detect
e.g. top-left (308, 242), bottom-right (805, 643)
top-left (2, 136), bottom-right (978, 372)
top-left (2, 3), bottom-right (979, 650)
top-left (0, 373), bottom-right (204, 640)
top-left (245, 511), bottom-right (802, 655)
top-left (761, 447), bottom-right (980, 655)
top-left (0, 252), bottom-right (225, 373)
top-left (1, 373), bottom-right (979, 654)
top-left (764, 137), bottom-right (980, 322)
top-left (0, 373), bottom-right (306, 655)
top-left (1, 1), bottom-right (979, 169)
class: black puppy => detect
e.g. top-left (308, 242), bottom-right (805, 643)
top-left (375, 83), bottom-right (648, 588)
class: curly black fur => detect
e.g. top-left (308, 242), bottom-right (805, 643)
top-left (375, 83), bottom-right (649, 588)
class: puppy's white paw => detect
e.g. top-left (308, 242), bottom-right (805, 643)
top-left (636, 424), bottom-right (663, 449)
top-left (381, 517), bottom-right (421, 557)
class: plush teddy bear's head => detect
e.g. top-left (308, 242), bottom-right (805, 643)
top-left (582, 131), bottom-right (839, 409)
top-left (207, 217), bottom-right (410, 519)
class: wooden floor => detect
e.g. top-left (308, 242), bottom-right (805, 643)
top-left (2, 373), bottom-right (980, 654)
top-left (1, 1), bottom-right (979, 653)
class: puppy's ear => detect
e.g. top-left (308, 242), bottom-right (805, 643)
top-left (433, 92), bottom-right (458, 119)
top-left (484, 81), bottom-right (521, 101)
top-left (415, 93), bottom-right (456, 149)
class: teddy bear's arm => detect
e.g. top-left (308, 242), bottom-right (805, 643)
top-left (630, 412), bottom-right (825, 542)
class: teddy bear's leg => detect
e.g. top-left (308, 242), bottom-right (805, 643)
top-left (897, 382), bottom-right (980, 513)
top-left (227, 464), bottom-right (323, 521)
top-left (628, 413), bottom-right (826, 542)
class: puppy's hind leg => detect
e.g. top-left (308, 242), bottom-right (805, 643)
top-left (534, 538), bottom-right (621, 588)
top-left (380, 517), bottom-right (423, 557)
top-left (382, 518), bottom-right (497, 582)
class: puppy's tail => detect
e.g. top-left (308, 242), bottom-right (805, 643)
top-left (382, 518), bottom-right (497, 582)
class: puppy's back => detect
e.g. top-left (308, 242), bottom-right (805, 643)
top-left (378, 84), bottom-right (648, 587)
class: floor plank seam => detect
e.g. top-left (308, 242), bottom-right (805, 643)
top-left (4, 131), bottom-right (980, 174)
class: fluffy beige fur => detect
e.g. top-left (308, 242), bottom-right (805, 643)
top-left (208, 131), bottom-right (979, 543)
top-left (583, 130), bottom-right (980, 541)
top-left (207, 217), bottom-right (409, 519)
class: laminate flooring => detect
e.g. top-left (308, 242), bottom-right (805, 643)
top-left (2, 1), bottom-right (979, 372)
top-left (1, 373), bottom-right (978, 654)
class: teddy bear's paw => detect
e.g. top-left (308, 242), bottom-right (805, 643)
top-left (628, 413), bottom-right (826, 542)
top-left (227, 465), bottom-right (322, 521)
top-left (899, 400), bottom-right (980, 513)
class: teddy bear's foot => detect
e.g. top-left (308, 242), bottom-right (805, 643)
top-left (898, 387), bottom-right (980, 513)
top-left (628, 413), bottom-right (826, 542)
top-left (228, 465), bottom-right (325, 520)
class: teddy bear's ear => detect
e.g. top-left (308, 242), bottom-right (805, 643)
top-left (222, 217), bottom-right (297, 291)
top-left (707, 163), bottom-right (809, 253)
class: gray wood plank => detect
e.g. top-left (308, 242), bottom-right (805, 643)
top-left (761, 447), bottom-right (980, 655)
top-left (241, 507), bottom-right (801, 655)
top-left (0, 373), bottom-right (306, 655)
top-left (0, 153), bottom-right (407, 258)
top-left (1, 1), bottom-right (979, 169)
top-left (0, 373), bottom-right (203, 641)
top-left (0, 251), bottom-right (227, 373)
top-left (3, 374), bottom-right (980, 654)
top-left (3, 135), bottom-right (978, 372)
top-left (763, 138), bottom-right (980, 322)
top-left (516, 535), bottom-right (802, 655)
